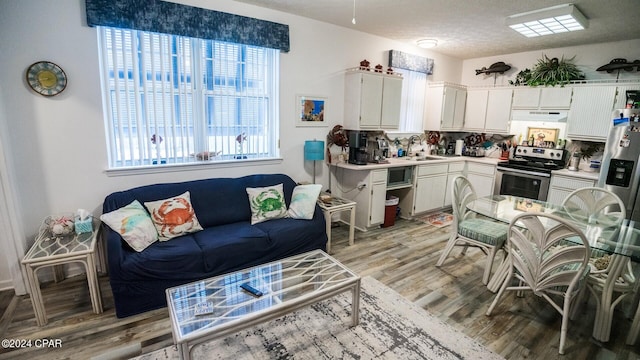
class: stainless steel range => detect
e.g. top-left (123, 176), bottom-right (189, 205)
top-left (495, 146), bottom-right (567, 201)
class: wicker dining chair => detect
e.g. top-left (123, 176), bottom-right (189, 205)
top-left (486, 212), bottom-right (591, 355)
top-left (562, 187), bottom-right (632, 342)
top-left (435, 175), bottom-right (508, 285)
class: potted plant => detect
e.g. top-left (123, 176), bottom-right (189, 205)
top-left (527, 54), bottom-right (585, 87)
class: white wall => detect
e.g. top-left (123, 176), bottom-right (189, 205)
top-left (0, 0), bottom-right (463, 290)
top-left (461, 39), bottom-right (640, 87)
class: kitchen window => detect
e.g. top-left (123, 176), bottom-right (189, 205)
top-left (97, 27), bottom-right (280, 170)
top-left (397, 69), bottom-right (426, 132)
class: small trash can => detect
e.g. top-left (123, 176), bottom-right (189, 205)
top-left (383, 195), bottom-right (399, 228)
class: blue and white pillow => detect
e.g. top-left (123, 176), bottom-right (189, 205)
top-left (287, 184), bottom-right (322, 220)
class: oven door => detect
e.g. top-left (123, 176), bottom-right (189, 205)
top-left (494, 167), bottom-right (551, 201)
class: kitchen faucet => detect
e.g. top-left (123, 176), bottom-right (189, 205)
top-left (408, 135), bottom-right (421, 156)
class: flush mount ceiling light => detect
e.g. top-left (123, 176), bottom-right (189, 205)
top-left (417, 39), bottom-right (438, 48)
top-left (506, 3), bottom-right (588, 38)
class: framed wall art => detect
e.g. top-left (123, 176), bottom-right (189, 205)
top-left (296, 95), bottom-right (327, 127)
top-left (526, 127), bottom-right (559, 147)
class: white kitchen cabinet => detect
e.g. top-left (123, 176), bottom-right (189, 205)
top-left (444, 162), bottom-right (465, 207)
top-left (334, 167), bottom-right (388, 231)
top-left (413, 163), bottom-right (448, 214)
top-left (547, 173), bottom-right (597, 206)
top-left (463, 89), bottom-right (512, 134)
top-left (425, 83), bottom-right (466, 131)
top-left (512, 87), bottom-right (572, 110)
top-left (465, 162), bottom-right (496, 198)
top-left (566, 86), bottom-right (617, 141)
top-left (344, 70), bottom-right (402, 130)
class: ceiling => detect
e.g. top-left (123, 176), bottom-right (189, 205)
top-left (234, 0), bottom-right (640, 59)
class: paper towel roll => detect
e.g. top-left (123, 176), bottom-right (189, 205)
top-left (455, 140), bottom-right (464, 156)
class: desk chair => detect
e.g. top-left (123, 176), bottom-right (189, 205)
top-left (436, 175), bottom-right (508, 285)
top-left (486, 212), bottom-right (591, 354)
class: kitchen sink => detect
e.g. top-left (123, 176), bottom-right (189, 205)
top-left (403, 156), bottom-right (442, 161)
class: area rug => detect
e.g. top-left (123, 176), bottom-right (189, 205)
top-left (417, 212), bottom-right (454, 228)
top-left (131, 276), bottom-right (502, 360)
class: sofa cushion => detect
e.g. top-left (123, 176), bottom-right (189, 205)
top-left (191, 222), bottom-right (269, 273)
top-left (144, 191), bottom-right (203, 241)
top-left (254, 212), bottom-right (327, 253)
top-left (288, 184), bottom-right (322, 220)
top-left (120, 235), bottom-right (205, 280)
top-left (100, 200), bottom-right (158, 252)
top-left (246, 184), bottom-right (288, 224)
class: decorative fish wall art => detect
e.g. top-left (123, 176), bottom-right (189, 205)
top-left (596, 58), bottom-right (640, 73)
top-left (475, 62), bottom-right (512, 75)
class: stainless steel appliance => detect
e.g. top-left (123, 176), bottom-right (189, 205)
top-left (495, 146), bottom-right (566, 201)
top-left (387, 166), bottom-right (413, 189)
top-left (599, 108), bottom-right (640, 221)
top-left (373, 137), bottom-right (389, 162)
top-left (348, 130), bottom-right (368, 165)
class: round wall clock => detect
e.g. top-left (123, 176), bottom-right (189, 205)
top-left (26, 61), bottom-right (67, 97)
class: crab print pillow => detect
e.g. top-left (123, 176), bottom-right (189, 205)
top-left (246, 184), bottom-right (288, 225)
top-left (100, 200), bottom-right (158, 252)
top-left (144, 191), bottom-right (203, 241)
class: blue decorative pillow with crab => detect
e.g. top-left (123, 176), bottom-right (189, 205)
top-left (246, 184), bottom-right (288, 225)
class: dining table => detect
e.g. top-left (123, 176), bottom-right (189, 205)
top-left (466, 194), bottom-right (640, 343)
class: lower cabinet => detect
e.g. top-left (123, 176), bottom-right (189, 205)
top-left (444, 162), bottom-right (465, 207)
top-left (466, 162), bottom-right (496, 198)
top-left (334, 168), bottom-right (388, 231)
top-left (547, 174), bottom-right (597, 206)
top-left (413, 164), bottom-right (449, 214)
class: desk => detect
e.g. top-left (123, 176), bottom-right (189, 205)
top-left (317, 197), bottom-right (356, 254)
top-left (467, 195), bottom-right (640, 342)
top-left (21, 216), bottom-right (103, 326)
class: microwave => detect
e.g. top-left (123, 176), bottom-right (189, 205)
top-left (387, 166), bottom-right (413, 188)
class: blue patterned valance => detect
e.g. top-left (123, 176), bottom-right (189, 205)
top-left (389, 50), bottom-right (433, 74)
top-left (85, 0), bottom-right (290, 52)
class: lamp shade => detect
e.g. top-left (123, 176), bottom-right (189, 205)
top-left (304, 140), bottom-right (325, 161)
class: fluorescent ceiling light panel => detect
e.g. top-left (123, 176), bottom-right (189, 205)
top-left (506, 4), bottom-right (588, 37)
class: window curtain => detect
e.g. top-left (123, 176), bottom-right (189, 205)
top-left (397, 70), bottom-right (427, 132)
top-left (85, 0), bottom-right (290, 52)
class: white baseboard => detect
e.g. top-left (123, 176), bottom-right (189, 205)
top-left (0, 279), bottom-right (14, 291)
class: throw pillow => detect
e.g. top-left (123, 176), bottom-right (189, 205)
top-left (287, 184), bottom-right (322, 220)
top-left (144, 191), bottom-right (203, 241)
top-left (100, 200), bottom-right (158, 252)
top-left (246, 184), bottom-right (288, 225)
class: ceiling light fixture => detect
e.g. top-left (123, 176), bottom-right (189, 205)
top-left (506, 3), bottom-right (588, 38)
top-left (416, 39), bottom-right (438, 49)
top-left (352, 0), bottom-right (356, 25)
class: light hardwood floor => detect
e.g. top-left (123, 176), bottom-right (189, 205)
top-left (1, 217), bottom-right (640, 359)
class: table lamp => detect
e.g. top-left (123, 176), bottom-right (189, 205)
top-left (304, 140), bottom-right (325, 184)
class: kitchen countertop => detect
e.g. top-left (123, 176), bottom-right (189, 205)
top-left (334, 155), bottom-right (503, 170)
top-left (551, 168), bottom-right (600, 181)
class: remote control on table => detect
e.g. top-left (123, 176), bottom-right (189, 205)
top-left (240, 283), bottom-right (263, 297)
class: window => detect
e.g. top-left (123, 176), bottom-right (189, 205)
top-left (97, 27), bottom-right (280, 169)
top-left (396, 69), bottom-right (427, 132)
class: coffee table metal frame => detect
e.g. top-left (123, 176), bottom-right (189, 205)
top-left (166, 250), bottom-right (361, 359)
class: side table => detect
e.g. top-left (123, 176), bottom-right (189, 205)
top-left (317, 196), bottom-right (356, 254)
top-left (21, 216), bottom-right (103, 326)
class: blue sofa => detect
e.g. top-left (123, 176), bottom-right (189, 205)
top-left (102, 174), bottom-right (328, 318)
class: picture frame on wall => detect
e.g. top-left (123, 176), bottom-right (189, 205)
top-left (526, 127), bottom-right (559, 147)
top-left (296, 95), bottom-right (327, 127)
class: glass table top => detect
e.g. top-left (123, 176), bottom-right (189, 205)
top-left (166, 250), bottom-right (359, 342)
top-left (467, 195), bottom-right (640, 260)
top-left (22, 216), bottom-right (100, 263)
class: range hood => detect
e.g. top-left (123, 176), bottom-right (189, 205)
top-left (511, 110), bottom-right (568, 122)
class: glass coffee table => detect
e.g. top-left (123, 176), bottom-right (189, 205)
top-left (166, 250), bottom-right (361, 359)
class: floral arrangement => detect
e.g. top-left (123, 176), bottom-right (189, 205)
top-left (49, 215), bottom-right (74, 236)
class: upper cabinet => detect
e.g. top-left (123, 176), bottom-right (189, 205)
top-left (512, 87), bottom-right (572, 110)
top-left (567, 84), bottom-right (640, 141)
top-left (424, 83), bottom-right (467, 131)
top-left (463, 88), bottom-right (512, 134)
top-left (344, 69), bottom-right (403, 130)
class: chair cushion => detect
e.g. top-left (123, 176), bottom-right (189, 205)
top-left (458, 218), bottom-right (508, 246)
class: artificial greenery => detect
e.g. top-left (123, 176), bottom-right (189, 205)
top-left (508, 69), bottom-right (531, 86)
top-left (527, 55), bottom-right (585, 87)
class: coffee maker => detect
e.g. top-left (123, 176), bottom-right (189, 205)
top-left (348, 130), bottom-right (368, 165)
